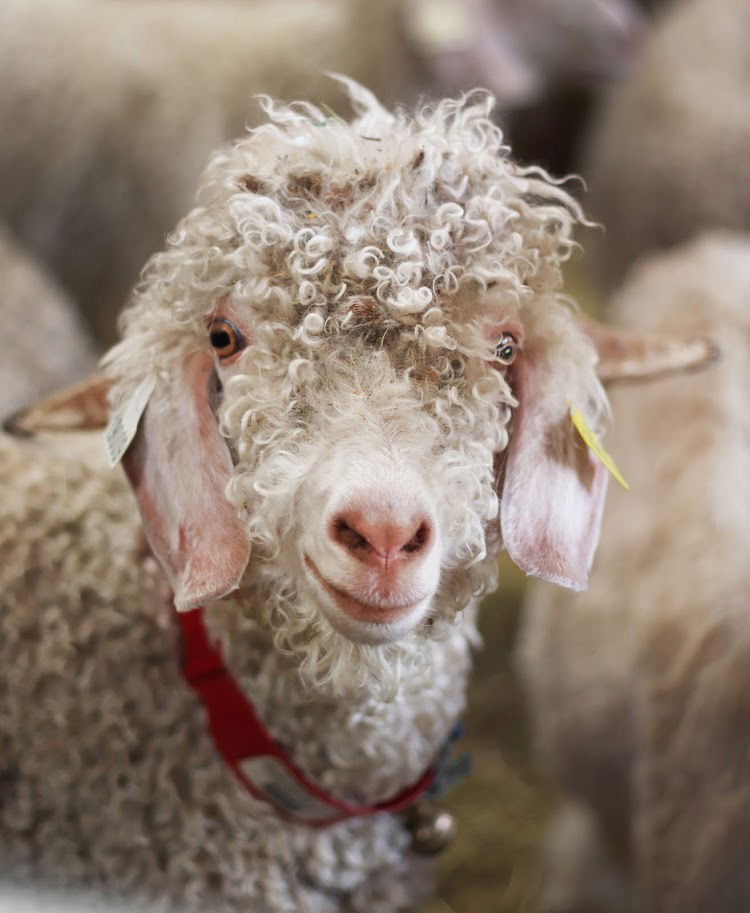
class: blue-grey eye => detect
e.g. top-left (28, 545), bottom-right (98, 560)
top-left (495, 333), bottom-right (518, 366)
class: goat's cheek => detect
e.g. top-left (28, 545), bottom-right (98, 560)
top-left (420, 536), bottom-right (444, 590)
top-left (296, 505), bottom-right (328, 567)
top-left (292, 464), bottom-right (337, 564)
top-left (214, 356), bottom-right (244, 383)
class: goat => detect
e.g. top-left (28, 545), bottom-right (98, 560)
top-left (0, 82), bottom-right (709, 913)
top-left (520, 231), bottom-right (747, 913)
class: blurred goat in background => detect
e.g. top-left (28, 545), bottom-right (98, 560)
top-left (518, 0), bottom-right (750, 909)
top-left (521, 231), bottom-right (750, 913)
top-left (0, 0), bottom-right (647, 348)
top-left (584, 0), bottom-right (750, 291)
top-left (0, 226), bottom-right (96, 416)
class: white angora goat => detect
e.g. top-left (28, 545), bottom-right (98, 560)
top-left (0, 82), bottom-right (708, 913)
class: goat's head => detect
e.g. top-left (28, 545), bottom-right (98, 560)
top-left (24, 82), bottom-right (711, 694)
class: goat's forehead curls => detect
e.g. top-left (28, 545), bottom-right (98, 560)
top-left (110, 77), bottom-right (587, 400)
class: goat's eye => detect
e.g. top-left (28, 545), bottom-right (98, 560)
top-left (208, 317), bottom-right (244, 359)
top-left (495, 333), bottom-right (518, 366)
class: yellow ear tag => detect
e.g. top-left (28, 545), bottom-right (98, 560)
top-left (570, 406), bottom-right (629, 491)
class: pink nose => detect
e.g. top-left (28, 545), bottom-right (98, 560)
top-left (330, 507), bottom-right (432, 570)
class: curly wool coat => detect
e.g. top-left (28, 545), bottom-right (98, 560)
top-left (0, 429), bottom-right (458, 912)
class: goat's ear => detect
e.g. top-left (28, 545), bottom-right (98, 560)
top-left (3, 374), bottom-right (111, 436)
top-left (121, 352), bottom-right (250, 611)
top-left (579, 316), bottom-right (720, 384)
top-left (500, 354), bottom-right (608, 591)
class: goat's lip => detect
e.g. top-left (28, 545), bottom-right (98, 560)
top-left (304, 556), bottom-right (425, 624)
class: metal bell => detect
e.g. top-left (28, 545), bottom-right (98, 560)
top-left (406, 801), bottom-right (457, 855)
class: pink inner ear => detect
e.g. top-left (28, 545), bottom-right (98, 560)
top-left (500, 356), bottom-right (609, 591)
top-left (122, 352), bottom-right (251, 610)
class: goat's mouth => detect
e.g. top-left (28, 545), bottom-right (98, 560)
top-left (303, 556), bottom-right (430, 642)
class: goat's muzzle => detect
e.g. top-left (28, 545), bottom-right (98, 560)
top-left (303, 488), bottom-right (441, 644)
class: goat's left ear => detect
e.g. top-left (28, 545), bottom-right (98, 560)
top-left (500, 317), bottom-right (719, 591)
top-left (500, 350), bottom-right (608, 592)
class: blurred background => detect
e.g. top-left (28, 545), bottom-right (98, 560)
top-left (2, 0), bottom-right (748, 909)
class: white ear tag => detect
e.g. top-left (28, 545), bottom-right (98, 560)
top-left (104, 375), bottom-right (156, 468)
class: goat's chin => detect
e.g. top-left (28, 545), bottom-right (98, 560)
top-left (301, 555), bottom-right (434, 645)
top-left (318, 597), bottom-right (433, 646)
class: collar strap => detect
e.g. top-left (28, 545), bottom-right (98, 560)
top-left (175, 605), bottom-right (436, 827)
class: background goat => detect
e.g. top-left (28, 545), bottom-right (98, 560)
top-left (521, 231), bottom-right (747, 913)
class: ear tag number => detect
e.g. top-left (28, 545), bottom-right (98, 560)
top-left (104, 375), bottom-right (156, 468)
top-left (570, 406), bottom-right (629, 491)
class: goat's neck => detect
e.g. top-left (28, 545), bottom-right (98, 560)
top-left (203, 590), bottom-right (477, 805)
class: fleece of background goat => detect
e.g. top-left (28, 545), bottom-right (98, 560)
top-left (520, 232), bottom-right (750, 913)
top-left (0, 0), bottom-right (649, 345)
top-left (0, 885), bottom-right (189, 913)
top-left (0, 0), bottom-right (409, 347)
top-left (0, 225), bottom-right (96, 416)
top-left (584, 0), bottom-right (750, 291)
top-left (1, 84), bottom-right (603, 912)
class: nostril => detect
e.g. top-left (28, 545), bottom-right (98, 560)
top-left (401, 521), bottom-right (431, 555)
top-left (332, 516), bottom-right (370, 553)
top-left (329, 509), bottom-right (433, 564)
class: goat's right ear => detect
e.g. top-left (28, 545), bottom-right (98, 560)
top-left (121, 352), bottom-right (251, 611)
top-left (3, 374), bottom-right (111, 436)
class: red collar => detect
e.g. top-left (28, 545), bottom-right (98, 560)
top-left (175, 605), bottom-right (436, 827)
